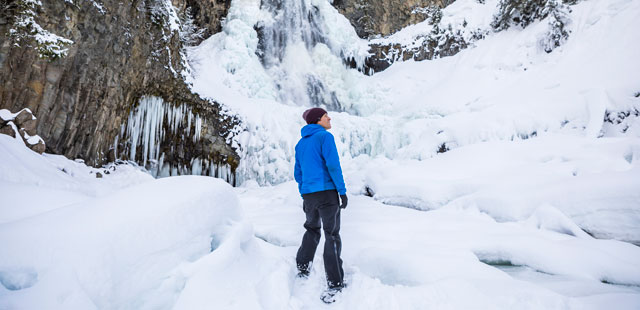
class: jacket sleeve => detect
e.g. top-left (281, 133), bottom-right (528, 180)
top-left (294, 147), bottom-right (302, 193)
top-left (321, 133), bottom-right (347, 195)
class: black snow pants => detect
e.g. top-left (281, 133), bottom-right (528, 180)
top-left (296, 189), bottom-right (344, 289)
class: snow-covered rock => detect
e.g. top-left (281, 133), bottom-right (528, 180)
top-left (0, 109), bottom-right (46, 154)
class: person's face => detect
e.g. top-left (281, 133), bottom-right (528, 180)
top-left (317, 113), bottom-right (331, 129)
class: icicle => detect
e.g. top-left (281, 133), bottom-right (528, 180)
top-left (113, 135), bottom-right (118, 161)
top-left (209, 162), bottom-right (215, 177)
top-left (191, 157), bottom-right (202, 175)
top-left (194, 115), bottom-right (202, 142)
top-left (120, 95), bottom-right (235, 181)
top-left (158, 153), bottom-right (166, 177)
top-left (187, 109), bottom-right (192, 137)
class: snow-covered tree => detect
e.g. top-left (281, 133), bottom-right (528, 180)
top-left (491, 0), bottom-right (574, 31)
top-left (492, 0), bottom-right (547, 30)
top-left (421, 20), bottom-right (487, 59)
top-left (539, 0), bottom-right (572, 53)
top-left (491, 0), bottom-right (573, 52)
top-left (179, 7), bottom-right (205, 46)
top-left (5, 0), bottom-right (74, 61)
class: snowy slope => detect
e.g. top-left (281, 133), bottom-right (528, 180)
top-left (351, 0), bottom-right (640, 243)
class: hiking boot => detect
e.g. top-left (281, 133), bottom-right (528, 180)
top-left (297, 262), bottom-right (311, 279)
top-left (296, 269), bottom-right (310, 279)
top-left (320, 287), bottom-right (342, 304)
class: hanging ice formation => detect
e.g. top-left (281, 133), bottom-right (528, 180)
top-left (123, 96), bottom-right (199, 168)
top-left (118, 96), bottom-right (234, 183)
top-left (255, 0), bottom-right (368, 110)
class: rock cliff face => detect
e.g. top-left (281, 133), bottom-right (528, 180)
top-left (333, 0), bottom-right (455, 39)
top-left (366, 18), bottom-right (488, 73)
top-left (0, 0), bottom-right (238, 182)
top-left (333, 0), bottom-right (467, 73)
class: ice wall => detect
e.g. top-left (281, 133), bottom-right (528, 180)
top-left (123, 96), bottom-right (202, 167)
top-left (118, 96), bottom-right (234, 183)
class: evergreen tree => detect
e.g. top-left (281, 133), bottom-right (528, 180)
top-left (491, 0), bottom-right (576, 30)
top-left (491, 0), bottom-right (548, 30)
top-left (179, 7), bottom-right (205, 46)
top-left (540, 0), bottom-right (572, 53)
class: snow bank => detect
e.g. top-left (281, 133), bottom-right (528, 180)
top-left (354, 134), bottom-right (640, 243)
top-left (0, 134), bottom-right (153, 223)
top-left (172, 223), bottom-right (294, 310)
top-left (0, 175), bottom-right (240, 309)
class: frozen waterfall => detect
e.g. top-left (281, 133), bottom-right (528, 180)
top-left (255, 0), bottom-right (369, 111)
top-left (192, 0), bottom-right (370, 112)
top-left (189, 0), bottom-right (388, 185)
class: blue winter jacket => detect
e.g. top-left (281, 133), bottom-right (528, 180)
top-left (294, 124), bottom-right (347, 195)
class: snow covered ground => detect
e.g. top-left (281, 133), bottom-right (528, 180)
top-left (2, 132), bottom-right (640, 309)
top-left (238, 181), bottom-right (640, 309)
top-left (2, 0), bottom-right (640, 308)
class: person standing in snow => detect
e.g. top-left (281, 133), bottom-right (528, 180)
top-left (294, 107), bottom-right (348, 295)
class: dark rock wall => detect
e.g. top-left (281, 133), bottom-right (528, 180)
top-left (333, 0), bottom-right (455, 39)
top-left (0, 0), bottom-right (238, 178)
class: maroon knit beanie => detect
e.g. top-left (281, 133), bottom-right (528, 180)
top-left (302, 107), bottom-right (327, 124)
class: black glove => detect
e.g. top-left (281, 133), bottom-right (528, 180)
top-left (339, 195), bottom-right (348, 209)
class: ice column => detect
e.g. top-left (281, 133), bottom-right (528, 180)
top-left (124, 96), bottom-right (203, 167)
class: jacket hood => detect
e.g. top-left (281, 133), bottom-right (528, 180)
top-left (301, 124), bottom-right (325, 138)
